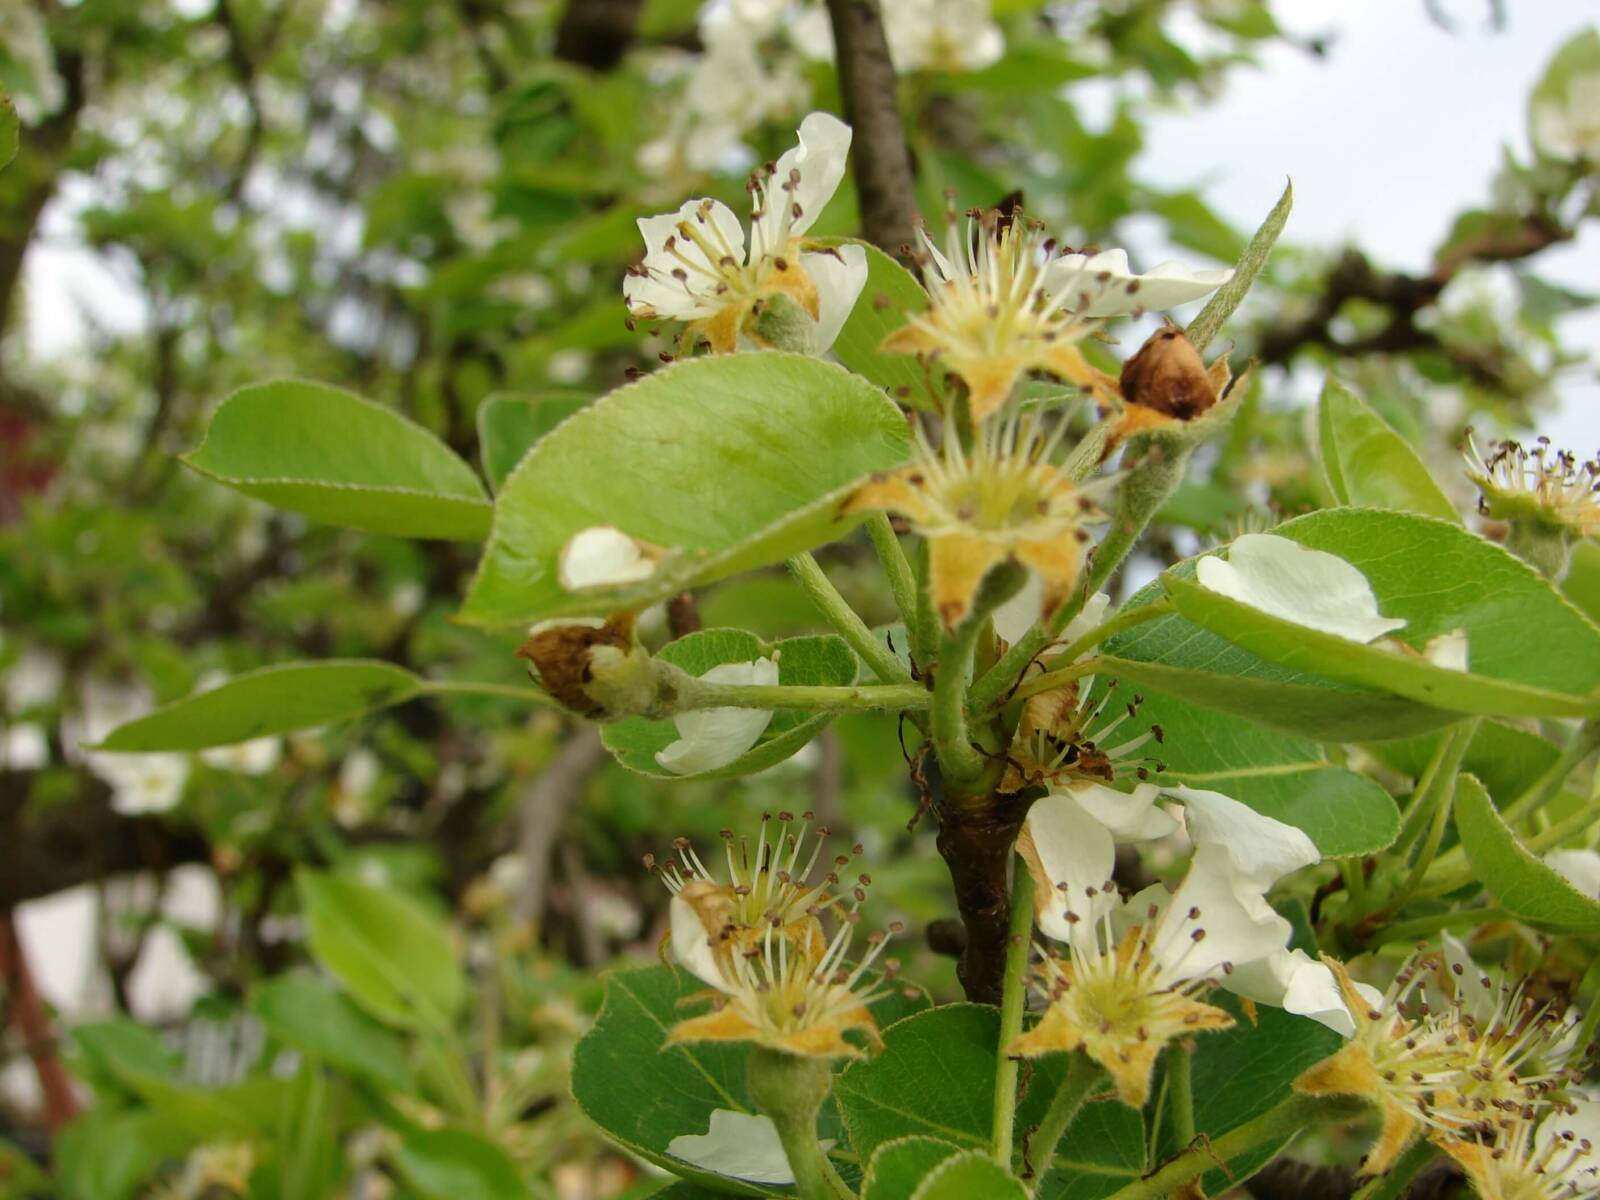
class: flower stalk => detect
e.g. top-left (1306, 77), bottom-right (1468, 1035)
top-left (991, 856), bottom-right (1036, 1165)
top-left (787, 551), bottom-right (915, 686)
top-left (746, 1048), bottom-right (852, 1200)
top-left (1026, 1052), bottom-right (1103, 1185)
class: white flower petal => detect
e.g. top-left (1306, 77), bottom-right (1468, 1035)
top-left (1537, 1101), bottom-right (1600, 1186)
top-left (1152, 848), bottom-right (1293, 980)
top-left (1545, 848), bottom-right (1600, 900)
top-left (752, 111), bottom-right (851, 252)
top-left (626, 199), bottom-right (747, 319)
top-left (1021, 791), bottom-right (1116, 943)
top-left (1166, 786), bottom-right (1320, 900)
top-left (669, 893), bottom-right (734, 991)
top-left (1195, 533), bottom-right (1407, 644)
top-left (1070, 782), bottom-right (1179, 841)
top-left (558, 526), bottom-right (659, 592)
top-left (199, 736), bottom-right (282, 775)
top-left (107, 754), bottom-right (191, 816)
top-left (669, 1110), bottom-right (830, 1185)
top-left (1421, 629), bottom-right (1469, 672)
top-left (655, 658), bottom-right (779, 775)
top-left (1045, 247), bottom-right (1232, 319)
top-left (1226, 948), bottom-right (1361, 1037)
top-left (992, 571), bottom-right (1047, 645)
top-left (802, 243), bottom-right (868, 354)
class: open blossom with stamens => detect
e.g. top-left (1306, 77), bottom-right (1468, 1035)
top-left (1465, 433), bottom-right (1600, 540)
top-left (1438, 1102), bottom-right (1600, 1200)
top-left (1008, 851), bottom-right (1293, 1106)
top-left (1000, 674), bottom-right (1168, 795)
top-left (1294, 953), bottom-right (1581, 1176)
top-left (884, 209), bottom-right (1229, 422)
top-left (844, 410), bottom-right (1112, 629)
top-left (654, 816), bottom-right (900, 1060)
top-left (624, 112), bottom-right (866, 354)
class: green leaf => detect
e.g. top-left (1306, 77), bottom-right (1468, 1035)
top-left (571, 964), bottom-right (925, 1195)
top-left (834, 1005), bottom-right (1146, 1197)
top-left (250, 973), bottom-right (415, 1091)
top-left (1102, 578), bottom-right (1458, 743)
top-left (93, 661), bottom-right (423, 751)
top-left (459, 354), bottom-right (912, 626)
top-left (0, 1138), bottom-right (51, 1198)
top-left (1454, 773), bottom-right (1600, 932)
top-left (911, 1152), bottom-right (1029, 1199)
top-left (53, 1110), bottom-right (193, 1200)
top-left (1104, 682), bottom-right (1399, 855)
top-left (0, 88), bottom-right (16, 172)
top-left (1151, 999), bottom-right (1342, 1196)
top-left (1316, 379), bottom-right (1459, 521)
top-left (602, 629), bottom-right (857, 780)
top-left (821, 239), bottom-right (939, 410)
top-left (392, 1129), bottom-right (529, 1200)
top-left (296, 870), bottom-right (464, 1029)
top-left (476, 390), bottom-right (590, 491)
top-left (184, 380), bottom-right (492, 540)
top-left (1163, 509), bottom-right (1600, 719)
top-left (1187, 180), bottom-right (1292, 352)
top-left (1564, 538), bottom-right (1600, 626)
top-left (862, 1137), bottom-right (968, 1200)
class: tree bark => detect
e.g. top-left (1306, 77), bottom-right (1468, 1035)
top-left (514, 728), bottom-right (607, 930)
top-left (824, 0), bottom-right (920, 258)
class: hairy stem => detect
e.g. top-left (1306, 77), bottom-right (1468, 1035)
top-left (788, 552), bottom-right (913, 684)
top-left (932, 613), bottom-right (990, 788)
top-left (992, 856), bottom-right (1036, 1165)
top-left (1027, 1053), bottom-right (1103, 1186)
top-left (682, 679), bottom-right (932, 712)
top-left (866, 513), bottom-right (928, 664)
top-left (1351, 1138), bottom-right (1436, 1200)
top-left (1167, 1044), bottom-right (1195, 1148)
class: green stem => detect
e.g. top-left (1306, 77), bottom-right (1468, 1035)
top-left (1351, 1137), bottom-right (1436, 1200)
top-left (992, 857), bottom-right (1036, 1166)
top-left (788, 552), bottom-right (912, 685)
top-left (1501, 719), bottom-right (1600, 824)
top-left (913, 537), bottom-right (941, 674)
top-left (1003, 656), bottom-right (1102, 708)
top-left (1386, 723), bottom-right (1476, 917)
top-left (985, 603), bottom-right (1172, 714)
top-left (1027, 1053), bottom-right (1102, 1188)
top-left (970, 446), bottom-right (1189, 714)
top-left (866, 513), bottom-right (927, 662)
top-left (1391, 721), bottom-right (1474, 859)
top-left (933, 612), bottom-right (990, 788)
top-left (423, 680), bottom-right (559, 705)
top-left (682, 679), bottom-right (932, 713)
top-left (1372, 906), bottom-right (1509, 946)
top-left (1525, 795), bottom-right (1600, 854)
top-left (747, 1048), bottom-right (850, 1200)
top-left (1339, 859), bottom-right (1368, 913)
top-left (1167, 1045), bottom-right (1195, 1148)
top-left (1098, 1095), bottom-right (1364, 1200)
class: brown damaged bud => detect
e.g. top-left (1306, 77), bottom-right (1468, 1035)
top-left (515, 612), bottom-right (651, 719)
top-left (1118, 326), bottom-right (1227, 422)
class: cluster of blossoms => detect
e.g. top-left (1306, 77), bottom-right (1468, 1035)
top-left (1294, 939), bottom-right (1593, 1196)
top-left (639, 0), bottom-right (1004, 181)
top-left (1465, 432), bottom-right (1600, 542)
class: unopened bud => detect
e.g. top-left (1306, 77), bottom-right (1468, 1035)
top-left (516, 612), bottom-right (656, 718)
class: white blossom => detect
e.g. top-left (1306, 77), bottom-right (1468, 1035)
top-left (557, 526), bottom-right (661, 592)
top-left (668, 1110), bottom-right (807, 1185)
top-left (1195, 533), bottom-right (1407, 643)
top-left (1532, 71), bottom-right (1600, 161)
top-left (1044, 248), bottom-right (1234, 319)
top-left (656, 657), bottom-right (779, 774)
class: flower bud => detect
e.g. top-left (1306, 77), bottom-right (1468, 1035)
top-left (515, 613), bottom-right (657, 719)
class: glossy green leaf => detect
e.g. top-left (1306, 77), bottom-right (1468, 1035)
top-left (184, 380), bottom-right (492, 540)
top-left (572, 964), bottom-right (925, 1195)
top-left (459, 353), bottom-right (911, 626)
top-left (296, 870), bottom-right (464, 1029)
top-left (250, 973), bottom-right (414, 1091)
top-left (1317, 379), bottom-right (1458, 521)
top-left (820, 238), bottom-right (939, 409)
top-left (392, 1129), bottom-right (529, 1200)
top-left (912, 1152), bottom-right (1029, 1199)
top-left (602, 629), bottom-right (857, 780)
top-left (1103, 682), bottom-right (1400, 855)
top-left (1454, 773), bottom-right (1600, 932)
top-left (834, 1004), bottom-right (1146, 1197)
top-left (862, 1137), bottom-right (968, 1200)
top-left (94, 661), bottom-right (423, 751)
top-left (1163, 509), bottom-right (1600, 719)
top-left (476, 389), bottom-right (590, 491)
top-left (1102, 577), bottom-right (1458, 743)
